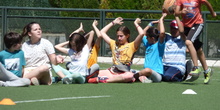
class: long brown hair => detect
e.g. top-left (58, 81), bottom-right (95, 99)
top-left (69, 33), bottom-right (87, 53)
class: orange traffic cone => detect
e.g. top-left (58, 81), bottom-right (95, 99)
top-left (0, 98), bottom-right (16, 105)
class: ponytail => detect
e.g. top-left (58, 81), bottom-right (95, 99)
top-left (21, 22), bottom-right (38, 37)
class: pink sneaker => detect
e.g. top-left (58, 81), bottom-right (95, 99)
top-left (88, 77), bottom-right (98, 83)
top-left (139, 76), bottom-right (152, 83)
top-left (98, 76), bottom-right (108, 83)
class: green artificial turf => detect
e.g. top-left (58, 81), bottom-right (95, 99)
top-left (0, 63), bottom-right (219, 110)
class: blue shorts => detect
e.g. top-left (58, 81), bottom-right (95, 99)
top-left (162, 66), bottom-right (183, 82)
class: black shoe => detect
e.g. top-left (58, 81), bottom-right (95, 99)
top-left (182, 60), bottom-right (193, 81)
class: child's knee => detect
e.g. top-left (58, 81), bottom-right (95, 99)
top-left (38, 65), bottom-right (49, 73)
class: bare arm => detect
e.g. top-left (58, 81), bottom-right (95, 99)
top-left (54, 41), bottom-right (69, 54)
top-left (100, 17), bottom-right (124, 45)
top-left (143, 20), bottom-right (159, 35)
top-left (48, 53), bottom-right (57, 65)
top-left (92, 20), bottom-right (102, 48)
top-left (133, 18), bottom-right (144, 49)
top-left (86, 30), bottom-right (95, 49)
top-left (203, 0), bottom-right (217, 17)
top-left (175, 15), bottom-right (186, 41)
top-left (158, 13), bottom-right (167, 43)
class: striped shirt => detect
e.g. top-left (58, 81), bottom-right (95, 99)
top-left (163, 33), bottom-right (186, 74)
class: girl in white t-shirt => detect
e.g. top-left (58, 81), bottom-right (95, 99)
top-left (53, 23), bottom-right (93, 84)
top-left (22, 22), bottom-right (61, 85)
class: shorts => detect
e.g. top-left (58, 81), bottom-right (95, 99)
top-left (24, 67), bottom-right (53, 85)
top-left (184, 24), bottom-right (204, 51)
top-left (162, 66), bottom-right (183, 82)
top-left (149, 70), bottom-right (162, 82)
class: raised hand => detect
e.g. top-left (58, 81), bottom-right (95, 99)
top-left (92, 20), bottom-right (98, 27)
top-left (69, 22), bottom-right (85, 37)
top-left (134, 18), bottom-right (141, 24)
top-left (78, 22), bottom-right (85, 33)
top-left (162, 12), bottom-right (167, 18)
top-left (113, 17), bottom-right (124, 25)
top-left (212, 12), bottom-right (217, 17)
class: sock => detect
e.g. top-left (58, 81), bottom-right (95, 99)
top-left (192, 66), bottom-right (199, 70)
top-left (204, 68), bottom-right (211, 74)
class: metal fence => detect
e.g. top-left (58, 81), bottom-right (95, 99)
top-left (0, 6), bottom-right (220, 59)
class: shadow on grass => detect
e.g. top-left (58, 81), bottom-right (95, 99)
top-left (181, 82), bottom-right (197, 85)
top-left (164, 81), bottom-right (198, 85)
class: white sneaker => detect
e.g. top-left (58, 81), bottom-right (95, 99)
top-left (139, 76), bottom-right (152, 83)
top-left (31, 77), bottom-right (39, 85)
top-left (0, 81), bottom-right (5, 86)
top-left (185, 74), bottom-right (200, 82)
top-left (185, 66), bottom-right (201, 82)
top-left (62, 77), bottom-right (73, 84)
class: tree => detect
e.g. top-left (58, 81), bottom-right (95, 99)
top-left (48, 0), bottom-right (100, 17)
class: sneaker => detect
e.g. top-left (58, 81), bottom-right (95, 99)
top-left (139, 76), bottom-right (152, 83)
top-left (88, 76), bottom-right (108, 83)
top-left (65, 62), bottom-right (71, 70)
top-left (31, 77), bottom-right (39, 85)
top-left (182, 60), bottom-right (193, 81)
top-left (62, 77), bottom-right (72, 84)
top-left (185, 66), bottom-right (201, 82)
top-left (204, 68), bottom-right (213, 84)
top-left (0, 81), bottom-right (5, 87)
top-left (190, 66), bottom-right (202, 75)
top-left (98, 76), bottom-right (108, 83)
top-left (88, 77), bottom-right (98, 83)
top-left (52, 76), bottom-right (60, 83)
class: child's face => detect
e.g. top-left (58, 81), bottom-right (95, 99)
top-left (28, 24), bottom-right (42, 40)
top-left (146, 32), bottom-right (157, 44)
top-left (170, 27), bottom-right (179, 37)
top-left (116, 31), bottom-right (129, 45)
top-left (70, 41), bottom-right (77, 51)
top-left (147, 36), bottom-right (156, 44)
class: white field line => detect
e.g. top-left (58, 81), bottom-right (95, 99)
top-left (14, 95), bottom-right (111, 104)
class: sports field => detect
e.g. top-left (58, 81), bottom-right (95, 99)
top-left (0, 63), bottom-right (220, 110)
